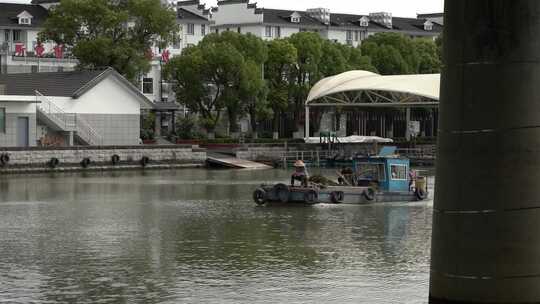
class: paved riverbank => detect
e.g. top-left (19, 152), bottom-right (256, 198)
top-left (0, 145), bottom-right (206, 174)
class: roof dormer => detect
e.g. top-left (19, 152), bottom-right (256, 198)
top-left (17, 11), bottom-right (33, 26)
top-left (359, 16), bottom-right (370, 27)
top-left (290, 11), bottom-right (301, 23)
top-left (424, 20), bottom-right (434, 31)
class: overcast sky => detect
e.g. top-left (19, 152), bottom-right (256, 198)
top-left (6, 0), bottom-right (445, 18)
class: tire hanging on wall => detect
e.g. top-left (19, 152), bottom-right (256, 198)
top-left (80, 157), bottom-right (91, 168)
top-left (140, 156), bottom-right (150, 167)
top-left (0, 153), bottom-right (9, 166)
top-left (111, 154), bottom-right (121, 165)
top-left (48, 157), bottom-right (60, 169)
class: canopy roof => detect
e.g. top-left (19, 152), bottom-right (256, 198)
top-left (306, 70), bottom-right (440, 105)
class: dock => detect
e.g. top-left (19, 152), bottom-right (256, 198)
top-left (207, 153), bottom-right (272, 169)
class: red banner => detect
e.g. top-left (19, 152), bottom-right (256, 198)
top-left (161, 49), bottom-right (170, 63)
top-left (53, 44), bottom-right (63, 59)
top-left (34, 42), bottom-right (44, 57)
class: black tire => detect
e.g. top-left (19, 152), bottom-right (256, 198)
top-left (111, 154), bottom-right (120, 165)
top-left (330, 191), bottom-right (344, 204)
top-left (363, 188), bottom-right (376, 202)
top-left (0, 153), bottom-right (10, 165)
top-left (253, 188), bottom-right (267, 205)
top-left (80, 158), bottom-right (91, 168)
top-left (305, 190), bottom-right (318, 204)
top-left (140, 156), bottom-right (150, 167)
top-left (273, 183), bottom-right (290, 203)
top-left (415, 188), bottom-right (428, 201)
top-left (48, 157), bottom-right (60, 168)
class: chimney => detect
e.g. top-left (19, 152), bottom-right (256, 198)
top-left (369, 12), bottom-right (392, 29)
top-left (307, 8), bottom-right (331, 25)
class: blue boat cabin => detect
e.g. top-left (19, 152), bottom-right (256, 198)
top-left (352, 147), bottom-right (411, 193)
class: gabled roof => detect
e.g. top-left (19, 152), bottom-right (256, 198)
top-left (262, 8), bottom-right (324, 27)
top-left (0, 68), bottom-right (154, 108)
top-left (0, 3), bottom-right (48, 28)
top-left (177, 8), bottom-right (210, 22)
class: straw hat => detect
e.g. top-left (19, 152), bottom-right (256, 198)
top-left (294, 160), bottom-right (306, 168)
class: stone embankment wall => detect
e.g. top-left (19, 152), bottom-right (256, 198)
top-left (0, 145), bottom-right (206, 172)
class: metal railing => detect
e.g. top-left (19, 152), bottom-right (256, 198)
top-left (397, 146), bottom-right (437, 160)
top-left (35, 91), bottom-right (103, 146)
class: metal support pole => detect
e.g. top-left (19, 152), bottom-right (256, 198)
top-left (430, 1), bottom-right (540, 303)
top-left (305, 106), bottom-right (310, 139)
top-left (405, 107), bottom-right (411, 141)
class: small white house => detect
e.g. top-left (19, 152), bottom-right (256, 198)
top-left (0, 68), bottom-right (154, 147)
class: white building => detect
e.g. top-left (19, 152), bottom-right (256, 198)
top-left (211, 0), bottom-right (442, 47)
top-left (0, 68), bottom-right (154, 147)
top-left (0, 2), bottom-right (77, 74)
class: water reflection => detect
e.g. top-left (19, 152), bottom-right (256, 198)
top-left (0, 169), bottom-right (433, 303)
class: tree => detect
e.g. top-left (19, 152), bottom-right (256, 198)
top-left (287, 32), bottom-right (324, 133)
top-left (164, 47), bottom-right (224, 137)
top-left (361, 32), bottom-right (420, 75)
top-left (40, 0), bottom-right (178, 81)
top-left (265, 39), bottom-right (297, 137)
top-left (414, 38), bottom-right (442, 73)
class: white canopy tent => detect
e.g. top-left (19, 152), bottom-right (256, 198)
top-left (305, 70), bottom-right (441, 139)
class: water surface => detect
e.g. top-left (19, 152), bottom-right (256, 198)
top-left (0, 169), bottom-right (433, 303)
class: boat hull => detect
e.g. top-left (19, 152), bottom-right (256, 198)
top-left (253, 184), bottom-right (428, 206)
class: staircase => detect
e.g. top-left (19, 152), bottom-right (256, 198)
top-left (35, 91), bottom-right (103, 146)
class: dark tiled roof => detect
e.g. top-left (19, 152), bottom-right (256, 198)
top-left (177, 8), bottom-right (209, 22)
top-left (0, 3), bottom-right (49, 28)
top-left (262, 9), bottom-right (324, 27)
top-left (330, 13), bottom-right (366, 27)
top-left (417, 13), bottom-right (444, 18)
top-left (30, 0), bottom-right (59, 4)
top-left (0, 69), bottom-right (107, 97)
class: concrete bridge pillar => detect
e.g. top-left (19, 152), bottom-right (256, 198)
top-left (430, 1), bottom-right (540, 303)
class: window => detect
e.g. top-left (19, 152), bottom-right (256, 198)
top-left (4, 30), bottom-right (9, 42)
top-left (187, 23), bottom-right (195, 35)
top-left (357, 163), bottom-right (386, 182)
top-left (291, 16), bottom-right (300, 23)
top-left (360, 18), bottom-right (369, 27)
top-left (275, 26), bottom-right (281, 38)
top-left (424, 21), bottom-right (433, 31)
top-left (19, 17), bottom-right (30, 25)
top-left (265, 26), bottom-right (272, 37)
top-left (0, 108), bottom-right (5, 133)
top-left (142, 78), bottom-right (153, 94)
top-left (57, 66), bottom-right (64, 72)
top-left (201, 24), bottom-right (206, 36)
top-left (354, 31), bottom-right (359, 41)
top-left (12, 30), bottom-right (21, 42)
top-left (390, 165), bottom-right (408, 180)
top-left (346, 30), bottom-right (353, 41)
top-left (237, 27), bottom-right (241, 34)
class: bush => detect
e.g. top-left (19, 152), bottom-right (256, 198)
top-left (176, 116), bottom-right (199, 140)
top-left (141, 113), bottom-right (155, 140)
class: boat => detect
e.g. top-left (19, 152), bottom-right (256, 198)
top-left (252, 146), bottom-right (430, 205)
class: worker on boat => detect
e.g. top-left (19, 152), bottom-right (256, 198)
top-left (291, 160), bottom-right (309, 187)
top-left (409, 169), bottom-right (417, 192)
top-left (338, 166), bottom-right (354, 185)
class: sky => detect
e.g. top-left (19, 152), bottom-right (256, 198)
top-left (7, 0), bottom-right (445, 18)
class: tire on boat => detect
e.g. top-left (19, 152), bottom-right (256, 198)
top-left (415, 188), bottom-right (428, 201)
top-left (363, 188), bottom-right (375, 202)
top-left (273, 183), bottom-right (290, 203)
top-left (80, 157), bottom-right (91, 168)
top-left (304, 189), bottom-right (318, 205)
top-left (330, 191), bottom-right (344, 204)
top-left (253, 188), bottom-right (267, 205)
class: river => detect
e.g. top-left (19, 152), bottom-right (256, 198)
top-left (0, 169), bottom-right (433, 303)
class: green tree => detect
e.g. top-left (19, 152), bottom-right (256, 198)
top-left (414, 38), bottom-right (442, 73)
top-left (40, 0), bottom-right (178, 81)
top-left (164, 47), bottom-right (224, 137)
top-left (265, 39), bottom-right (297, 137)
top-left (287, 32), bottom-right (324, 132)
top-left (361, 32), bottom-right (420, 75)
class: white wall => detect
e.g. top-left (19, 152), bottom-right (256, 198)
top-left (52, 76), bottom-right (143, 115)
top-left (0, 102), bottom-right (36, 114)
top-left (213, 3), bottom-right (263, 26)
